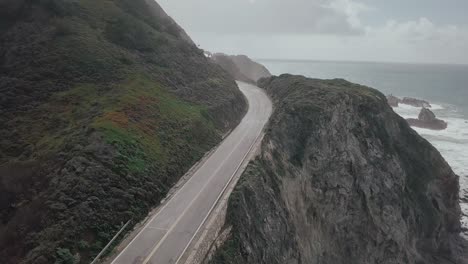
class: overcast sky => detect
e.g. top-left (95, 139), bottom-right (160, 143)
top-left (158, 0), bottom-right (468, 64)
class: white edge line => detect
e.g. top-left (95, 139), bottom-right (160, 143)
top-left (146, 227), bottom-right (169, 231)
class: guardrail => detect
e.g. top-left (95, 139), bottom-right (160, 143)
top-left (90, 220), bottom-right (131, 264)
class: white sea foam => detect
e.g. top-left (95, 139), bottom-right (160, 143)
top-left (392, 103), bottom-right (468, 236)
top-left (431, 104), bottom-right (445, 110)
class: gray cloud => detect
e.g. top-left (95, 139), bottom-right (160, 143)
top-left (158, 0), bottom-right (364, 35)
top-left (158, 0), bottom-right (468, 64)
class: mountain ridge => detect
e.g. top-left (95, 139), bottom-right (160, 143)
top-left (211, 53), bottom-right (271, 84)
top-left (0, 1), bottom-right (246, 263)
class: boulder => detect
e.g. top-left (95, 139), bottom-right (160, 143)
top-left (407, 108), bottom-right (448, 130)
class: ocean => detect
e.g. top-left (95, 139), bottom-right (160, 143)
top-left (259, 59), bottom-right (468, 236)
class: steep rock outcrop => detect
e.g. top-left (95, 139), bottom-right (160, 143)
top-left (387, 95), bottom-right (401, 107)
top-left (211, 53), bottom-right (271, 84)
top-left (229, 55), bottom-right (271, 82)
top-left (407, 108), bottom-right (448, 130)
top-left (210, 53), bottom-right (252, 84)
top-left (210, 75), bottom-right (466, 264)
top-left (0, 0), bottom-right (246, 263)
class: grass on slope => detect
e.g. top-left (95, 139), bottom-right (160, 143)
top-left (1, 73), bottom-right (221, 263)
top-left (39, 74), bottom-right (218, 172)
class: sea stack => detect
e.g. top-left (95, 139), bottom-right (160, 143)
top-left (407, 108), bottom-right (448, 130)
top-left (402, 97), bottom-right (432, 108)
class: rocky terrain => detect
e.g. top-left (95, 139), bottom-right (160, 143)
top-left (407, 108), bottom-right (448, 130)
top-left (0, 0), bottom-right (246, 263)
top-left (402, 97), bottom-right (432, 108)
top-left (211, 53), bottom-right (271, 84)
top-left (210, 75), bottom-right (467, 264)
top-left (386, 95), bottom-right (432, 108)
top-left (386, 95), bottom-right (400, 107)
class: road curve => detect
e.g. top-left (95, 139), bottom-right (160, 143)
top-left (111, 82), bottom-right (272, 264)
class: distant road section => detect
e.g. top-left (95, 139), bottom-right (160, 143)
top-left (111, 82), bottom-right (272, 264)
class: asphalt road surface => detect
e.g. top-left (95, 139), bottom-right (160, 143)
top-left (111, 82), bottom-right (272, 264)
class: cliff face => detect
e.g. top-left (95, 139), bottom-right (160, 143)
top-left (211, 53), bottom-right (271, 84)
top-left (0, 0), bottom-right (246, 263)
top-left (210, 53), bottom-right (252, 84)
top-left (229, 55), bottom-right (271, 82)
top-left (211, 75), bottom-right (466, 264)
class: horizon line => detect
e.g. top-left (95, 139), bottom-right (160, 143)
top-left (255, 58), bottom-right (468, 67)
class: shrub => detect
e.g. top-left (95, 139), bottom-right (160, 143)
top-left (105, 16), bottom-right (156, 52)
top-left (54, 248), bottom-right (79, 264)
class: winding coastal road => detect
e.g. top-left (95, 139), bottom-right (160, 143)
top-left (111, 82), bottom-right (272, 264)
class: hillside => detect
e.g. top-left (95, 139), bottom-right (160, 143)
top-left (0, 0), bottom-right (246, 263)
top-left (229, 55), bottom-right (271, 82)
top-left (211, 53), bottom-right (271, 84)
top-left (210, 75), bottom-right (467, 264)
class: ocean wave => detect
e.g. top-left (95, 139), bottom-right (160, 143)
top-left (431, 104), bottom-right (445, 110)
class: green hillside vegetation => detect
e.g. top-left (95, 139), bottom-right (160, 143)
top-left (0, 0), bottom-right (246, 263)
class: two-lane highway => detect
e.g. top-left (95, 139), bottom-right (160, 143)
top-left (111, 82), bottom-right (272, 264)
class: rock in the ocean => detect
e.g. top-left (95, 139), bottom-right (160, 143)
top-left (419, 107), bottom-right (437, 121)
top-left (402, 97), bottom-right (432, 108)
top-left (407, 108), bottom-right (448, 130)
top-left (387, 94), bottom-right (401, 107)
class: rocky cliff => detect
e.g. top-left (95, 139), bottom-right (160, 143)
top-left (228, 55), bottom-right (271, 82)
top-left (386, 95), bottom-right (401, 107)
top-left (210, 75), bottom-right (466, 264)
top-left (211, 53), bottom-right (271, 84)
top-left (0, 0), bottom-right (246, 263)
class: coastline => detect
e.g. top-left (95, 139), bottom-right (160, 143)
top-left (259, 59), bottom-right (468, 238)
top-left (392, 103), bottom-right (468, 238)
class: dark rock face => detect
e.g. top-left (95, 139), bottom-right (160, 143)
top-left (211, 53), bottom-right (271, 84)
top-left (210, 75), bottom-right (466, 264)
top-left (407, 108), bottom-right (448, 130)
top-left (0, 0), bottom-right (246, 263)
top-left (402, 97), bottom-right (432, 108)
top-left (387, 95), bottom-right (401, 107)
top-left (420, 107), bottom-right (437, 121)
